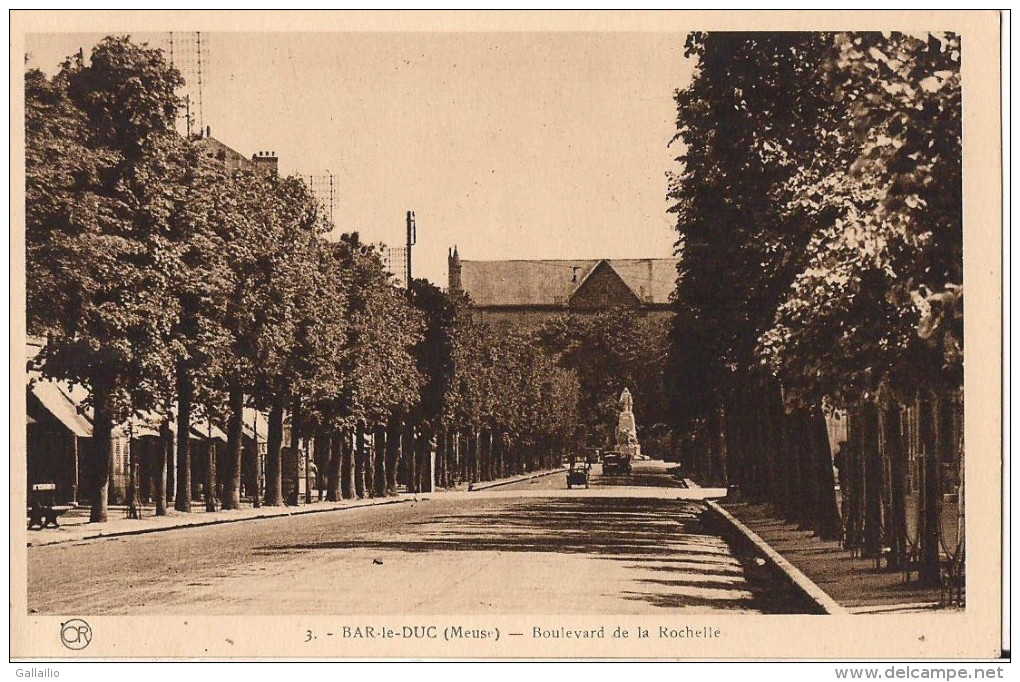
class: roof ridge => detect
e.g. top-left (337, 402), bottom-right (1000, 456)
top-left (459, 257), bottom-right (676, 262)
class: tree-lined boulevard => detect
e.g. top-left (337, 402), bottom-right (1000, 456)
top-left (25, 30), bottom-right (965, 612)
top-left (28, 461), bottom-right (810, 615)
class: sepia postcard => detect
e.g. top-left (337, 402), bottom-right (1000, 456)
top-left (10, 10), bottom-right (1004, 662)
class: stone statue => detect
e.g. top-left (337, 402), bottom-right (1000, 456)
top-left (616, 388), bottom-right (640, 455)
top-left (620, 388), bottom-right (633, 413)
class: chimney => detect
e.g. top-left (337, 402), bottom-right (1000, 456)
top-left (205, 125), bottom-right (211, 138)
top-left (251, 150), bottom-right (279, 176)
top-left (448, 245), bottom-right (462, 294)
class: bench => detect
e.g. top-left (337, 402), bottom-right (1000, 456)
top-left (27, 483), bottom-right (71, 530)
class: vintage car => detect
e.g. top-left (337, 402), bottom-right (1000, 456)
top-left (566, 464), bottom-right (590, 489)
top-left (601, 451), bottom-right (632, 476)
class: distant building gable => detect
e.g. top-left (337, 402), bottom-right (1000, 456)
top-left (569, 260), bottom-right (641, 309)
top-left (449, 254), bottom-right (677, 309)
top-left (448, 252), bottom-right (678, 328)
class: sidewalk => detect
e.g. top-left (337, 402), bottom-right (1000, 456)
top-left (25, 468), bottom-right (564, 548)
top-left (721, 501), bottom-right (948, 613)
top-left (469, 467), bottom-right (565, 491)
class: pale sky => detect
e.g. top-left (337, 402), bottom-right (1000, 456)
top-left (26, 32), bottom-right (693, 286)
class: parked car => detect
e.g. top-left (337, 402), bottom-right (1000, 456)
top-left (601, 451), bottom-right (632, 475)
top-left (566, 464), bottom-right (590, 489)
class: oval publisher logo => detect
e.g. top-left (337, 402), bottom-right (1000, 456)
top-left (60, 619), bottom-right (91, 650)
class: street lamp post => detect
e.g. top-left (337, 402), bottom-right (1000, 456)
top-left (304, 438), bottom-right (312, 504)
top-left (127, 421), bottom-right (140, 519)
top-left (253, 411), bottom-right (262, 508)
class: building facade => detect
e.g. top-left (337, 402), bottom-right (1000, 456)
top-left (447, 248), bottom-right (679, 329)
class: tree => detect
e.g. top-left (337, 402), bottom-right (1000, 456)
top-left (310, 234), bottom-right (423, 498)
top-left (759, 32), bottom-right (962, 402)
top-left (667, 32), bottom-right (846, 535)
top-left (666, 31), bottom-right (961, 556)
top-left (202, 169), bottom-right (331, 507)
top-left (536, 308), bottom-right (672, 452)
top-left (406, 279), bottom-right (458, 491)
top-left (442, 315), bottom-right (580, 482)
top-left (26, 38), bottom-right (187, 522)
top-left (755, 32), bottom-right (962, 573)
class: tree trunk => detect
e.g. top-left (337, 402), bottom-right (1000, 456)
top-left (756, 391), bottom-right (779, 504)
top-left (861, 400), bottom-right (884, 558)
top-left (808, 404), bottom-right (842, 541)
top-left (480, 429), bottom-right (491, 481)
top-left (884, 403), bottom-right (908, 569)
top-left (89, 379), bottom-right (115, 523)
top-left (325, 429), bottom-right (340, 501)
top-left (435, 429), bottom-right (445, 488)
top-left (385, 418), bottom-right (401, 496)
top-left (354, 420), bottom-right (367, 498)
top-left (458, 431), bottom-right (468, 481)
top-left (222, 388), bottom-right (244, 509)
top-left (288, 397), bottom-right (302, 506)
top-left (472, 430), bottom-right (482, 482)
top-left (707, 408), bottom-right (724, 486)
top-left (724, 397), bottom-right (745, 497)
top-left (204, 435), bottom-right (218, 512)
top-left (842, 405), bottom-right (863, 551)
top-left (784, 409), bottom-right (807, 526)
top-left (918, 393), bottom-right (943, 586)
top-left (373, 424), bottom-right (387, 497)
top-left (174, 363), bottom-right (193, 512)
top-left (166, 423), bottom-right (175, 504)
top-left (776, 407), bottom-right (797, 521)
top-left (311, 429), bottom-right (325, 501)
top-left (415, 429), bottom-right (432, 493)
top-left (443, 430), bottom-right (453, 487)
top-left (125, 429), bottom-right (138, 516)
top-left (252, 417), bottom-right (263, 508)
top-left (403, 424), bottom-right (416, 491)
top-left (264, 397), bottom-right (284, 506)
top-left (155, 419), bottom-right (171, 516)
top-left (489, 430), bottom-right (497, 479)
top-left (766, 401), bottom-right (783, 505)
top-left (340, 427), bottom-right (354, 500)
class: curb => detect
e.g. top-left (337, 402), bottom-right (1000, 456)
top-left (705, 499), bottom-right (848, 615)
top-left (681, 478), bottom-right (728, 499)
top-left (26, 497), bottom-right (413, 548)
top-left (28, 468), bottom-right (568, 548)
top-left (469, 467), bottom-right (567, 491)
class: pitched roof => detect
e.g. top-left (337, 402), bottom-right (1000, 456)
top-left (457, 258), bottom-right (678, 308)
top-left (194, 136), bottom-right (255, 173)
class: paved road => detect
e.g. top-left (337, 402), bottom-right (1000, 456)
top-left (27, 460), bottom-right (798, 615)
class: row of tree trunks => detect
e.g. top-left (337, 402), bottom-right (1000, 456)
top-left (92, 408), bottom-right (566, 523)
top-left (833, 391), bottom-right (959, 586)
top-left (682, 384), bottom-right (842, 543)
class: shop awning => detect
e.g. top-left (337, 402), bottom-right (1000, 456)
top-left (191, 417), bottom-right (229, 442)
top-left (242, 407), bottom-right (270, 441)
top-left (29, 380), bottom-right (93, 437)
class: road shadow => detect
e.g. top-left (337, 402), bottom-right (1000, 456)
top-left (256, 496), bottom-right (801, 613)
top-left (590, 468), bottom-right (686, 489)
